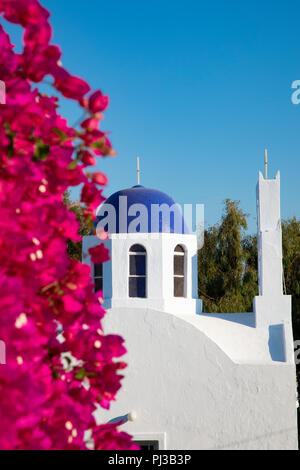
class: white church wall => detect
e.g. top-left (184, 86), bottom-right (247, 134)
top-left (84, 171), bottom-right (298, 450)
top-left (174, 312), bottom-right (287, 364)
top-left (97, 307), bottom-right (298, 450)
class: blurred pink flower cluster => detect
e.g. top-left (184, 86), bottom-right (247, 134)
top-left (0, 0), bottom-right (138, 450)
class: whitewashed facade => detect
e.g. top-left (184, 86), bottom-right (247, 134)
top-left (82, 173), bottom-right (298, 450)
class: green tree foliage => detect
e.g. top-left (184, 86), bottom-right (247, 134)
top-left (63, 191), bottom-right (91, 261)
top-left (198, 199), bottom-right (258, 313)
top-left (198, 201), bottom-right (300, 322)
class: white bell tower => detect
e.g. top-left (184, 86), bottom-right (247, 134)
top-left (253, 171), bottom-right (294, 361)
top-left (83, 185), bottom-right (202, 315)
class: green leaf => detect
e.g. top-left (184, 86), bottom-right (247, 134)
top-left (52, 128), bottom-right (69, 143)
top-left (90, 137), bottom-right (105, 151)
top-left (67, 160), bottom-right (78, 170)
top-left (34, 141), bottom-right (50, 161)
top-left (75, 368), bottom-right (86, 380)
top-left (52, 370), bottom-right (60, 379)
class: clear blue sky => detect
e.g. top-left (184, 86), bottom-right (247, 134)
top-left (3, 0), bottom-right (300, 233)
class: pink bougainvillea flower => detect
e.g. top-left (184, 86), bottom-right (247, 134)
top-left (81, 117), bottom-right (101, 131)
top-left (0, 0), bottom-right (50, 27)
top-left (81, 182), bottom-right (105, 211)
top-left (54, 69), bottom-right (91, 100)
top-left (80, 151), bottom-right (97, 167)
top-left (23, 20), bottom-right (52, 47)
top-left (93, 424), bottom-right (140, 450)
top-left (0, 0), bottom-right (136, 452)
top-left (92, 172), bottom-right (109, 186)
top-left (88, 90), bottom-right (109, 114)
top-left (0, 24), bottom-right (17, 79)
top-left (21, 44), bottom-right (62, 82)
top-left (62, 294), bottom-right (83, 314)
top-left (88, 243), bottom-right (110, 264)
top-left (5, 77), bottom-right (33, 106)
top-left (81, 128), bottom-right (105, 147)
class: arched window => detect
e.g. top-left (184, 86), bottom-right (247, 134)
top-left (174, 245), bottom-right (185, 297)
top-left (94, 263), bottom-right (103, 293)
top-left (129, 244), bottom-right (147, 298)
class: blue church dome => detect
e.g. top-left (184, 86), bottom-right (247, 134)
top-left (96, 185), bottom-right (189, 234)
